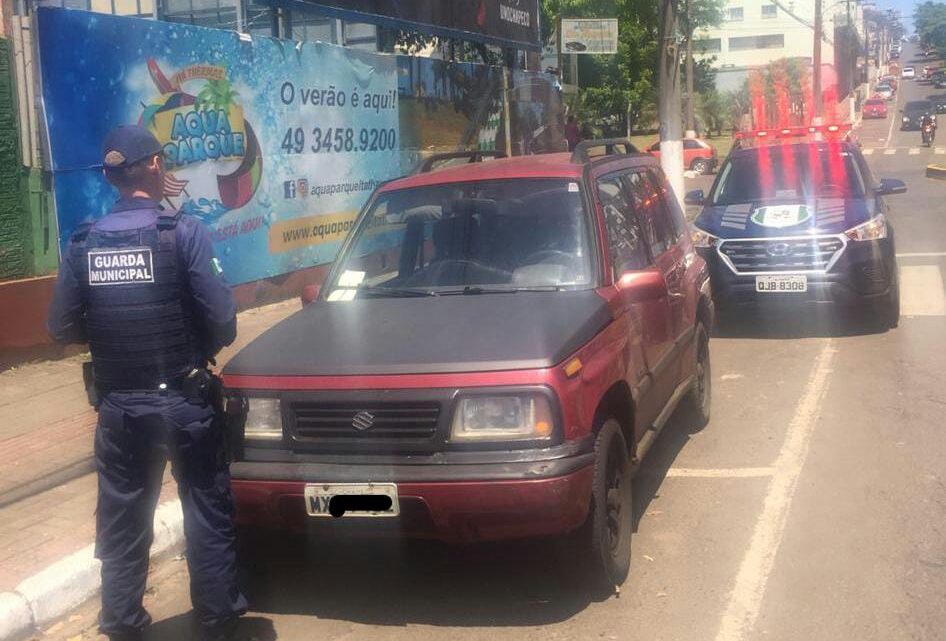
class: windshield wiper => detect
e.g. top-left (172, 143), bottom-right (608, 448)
top-left (356, 285), bottom-right (439, 298)
top-left (438, 285), bottom-right (563, 295)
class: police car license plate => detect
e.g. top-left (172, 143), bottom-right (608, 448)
top-left (755, 275), bottom-right (808, 293)
top-left (304, 483), bottom-right (399, 518)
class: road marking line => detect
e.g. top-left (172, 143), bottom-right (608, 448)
top-left (884, 148), bottom-right (897, 155)
top-left (862, 148), bottom-right (875, 155)
top-left (936, 147), bottom-right (946, 155)
top-left (666, 467), bottom-right (776, 478)
top-left (899, 265), bottom-right (946, 316)
top-left (897, 252), bottom-right (946, 257)
top-left (909, 147), bottom-right (921, 155)
top-left (884, 104), bottom-right (897, 147)
top-left (714, 341), bottom-right (836, 641)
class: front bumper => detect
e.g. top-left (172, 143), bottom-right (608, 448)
top-left (697, 236), bottom-right (896, 309)
top-left (231, 447), bottom-right (595, 542)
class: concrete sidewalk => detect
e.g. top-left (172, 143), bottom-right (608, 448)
top-left (0, 298), bottom-right (300, 610)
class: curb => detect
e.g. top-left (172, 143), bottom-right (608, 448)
top-left (926, 164), bottom-right (946, 180)
top-left (0, 500), bottom-right (184, 641)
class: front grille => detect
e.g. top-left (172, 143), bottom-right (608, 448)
top-left (288, 401), bottom-right (441, 444)
top-left (718, 237), bottom-right (844, 274)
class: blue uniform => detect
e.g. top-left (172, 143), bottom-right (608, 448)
top-left (48, 197), bottom-right (246, 639)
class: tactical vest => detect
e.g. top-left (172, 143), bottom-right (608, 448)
top-left (73, 210), bottom-right (205, 391)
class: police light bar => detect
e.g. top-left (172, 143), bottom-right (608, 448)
top-left (734, 123), bottom-right (853, 146)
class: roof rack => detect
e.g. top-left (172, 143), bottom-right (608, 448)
top-left (570, 138), bottom-right (639, 163)
top-left (411, 150), bottom-right (506, 175)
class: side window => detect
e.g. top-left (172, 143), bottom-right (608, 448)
top-left (627, 171), bottom-right (673, 256)
top-left (596, 174), bottom-right (649, 276)
top-left (683, 139), bottom-right (701, 150)
top-left (648, 168), bottom-right (689, 241)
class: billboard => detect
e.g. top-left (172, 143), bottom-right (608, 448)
top-left (36, 8), bottom-right (563, 286)
top-left (561, 19), bottom-right (619, 54)
top-left (266, 0), bottom-right (541, 50)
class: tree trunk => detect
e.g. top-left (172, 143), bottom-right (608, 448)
top-left (659, 0), bottom-right (685, 208)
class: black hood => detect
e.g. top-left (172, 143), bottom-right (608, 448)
top-left (694, 198), bottom-right (875, 239)
top-left (224, 290), bottom-right (612, 377)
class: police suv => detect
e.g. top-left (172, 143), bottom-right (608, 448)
top-left (687, 125), bottom-right (905, 328)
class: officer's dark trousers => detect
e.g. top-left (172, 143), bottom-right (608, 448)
top-left (94, 392), bottom-right (247, 636)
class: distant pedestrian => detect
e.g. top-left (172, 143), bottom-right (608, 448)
top-left (47, 125), bottom-right (246, 641)
top-left (565, 115), bottom-right (582, 151)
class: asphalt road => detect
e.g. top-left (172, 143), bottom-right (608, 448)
top-left (44, 46), bottom-right (946, 641)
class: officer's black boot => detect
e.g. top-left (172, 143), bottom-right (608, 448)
top-left (201, 617), bottom-right (239, 641)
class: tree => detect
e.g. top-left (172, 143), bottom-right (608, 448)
top-left (915, 1), bottom-right (946, 53)
top-left (683, 0), bottom-right (725, 131)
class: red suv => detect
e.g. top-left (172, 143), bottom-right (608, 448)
top-left (223, 141), bottom-right (714, 591)
top-left (648, 137), bottom-right (718, 174)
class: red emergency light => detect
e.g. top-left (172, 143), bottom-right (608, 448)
top-left (734, 123), bottom-right (853, 147)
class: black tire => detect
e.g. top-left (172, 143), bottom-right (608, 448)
top-left (680, 323), bottom-right (712, 430)
top-left (691, 158), bottom-right (708, 174)
top-left (875, 276), bottom-right (900, 330)
top-left (573, 419), bottom-right (633, 594)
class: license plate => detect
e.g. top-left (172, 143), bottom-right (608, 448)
top-left (755, 274), bottom-right (808, 293)
top-left (304, 483), bottom-right (399, 518)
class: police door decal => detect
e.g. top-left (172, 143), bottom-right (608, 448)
top-left (88, 248), bottom-right (155, 286)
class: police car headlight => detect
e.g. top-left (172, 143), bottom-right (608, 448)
top-left (244, 398), bottom-right (283, 440)
top-left (450, 394), bottom-right (554, 442)
top-left (690, 224), bottom-right (719, 248)
top-left (845, 215), bottom-right (888, 241)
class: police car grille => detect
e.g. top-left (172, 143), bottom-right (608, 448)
top-left (289, 402), bottom-right (441, 442)
top-left (718, 237), bottom-right (844, 274)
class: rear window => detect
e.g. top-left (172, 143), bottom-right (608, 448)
top-left (905, 101), bottom-right (932, 112)
top-left (865, 99), bottom-right (884, 106)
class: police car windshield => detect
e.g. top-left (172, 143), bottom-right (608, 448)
top-left (328, 178), bottom-right (595, 297)
top-left (711, 146), bottom-right (866, 206)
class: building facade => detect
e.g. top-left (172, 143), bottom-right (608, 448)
top-left (696, 0), bottom-right (865, 96)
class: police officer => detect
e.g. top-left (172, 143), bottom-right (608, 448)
top-left (47, 125), bottom-right (247, 641)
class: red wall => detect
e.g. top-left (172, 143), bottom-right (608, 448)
top-left (0, 264), bottom-right (330, 369)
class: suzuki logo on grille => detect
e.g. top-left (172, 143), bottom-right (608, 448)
top-left (352, 411), bottom-right (375, 431)
top-left (766, 243), bottom-right (792, 257)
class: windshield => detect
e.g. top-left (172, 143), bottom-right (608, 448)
top-left (711, 146), bottom-right (865, 205)
top-left (327, 179), bottom-right (594, 296)
top-left (906, 100), bottom-right (933, 112)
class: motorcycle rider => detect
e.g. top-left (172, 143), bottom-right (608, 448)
top-left (920, 111), bottom-right (937, 144)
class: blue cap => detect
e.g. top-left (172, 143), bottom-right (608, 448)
top-left (102, 125), bottom-right (163, 168)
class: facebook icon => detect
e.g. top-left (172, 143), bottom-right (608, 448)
top-left (283, 180), bottom-right (296, 199)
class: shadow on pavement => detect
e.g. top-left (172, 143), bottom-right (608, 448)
top-left (712, 305), bottom-right (890, 339)
top-left (237, 529), bottom-right (604, 628)
top-left (145, 615), bottom-right (277, 641)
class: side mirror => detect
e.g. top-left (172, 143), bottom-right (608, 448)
top-left (616, 270), bottom-right (668, 304)
top-left (684, 189), bottom-right (706, 206)
top-left (876, 178), bottom-right (907, 196)
top-left (301, 284), bottom-right (321, 306)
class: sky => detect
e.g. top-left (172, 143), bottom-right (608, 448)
top-left (873, 0), bottom-right (916, 32)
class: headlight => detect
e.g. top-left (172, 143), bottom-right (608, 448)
top-left (244, 398), bottom-right (283, 440)
top-left (690, 224), bottom-right (719, 248)
top-left (903, 116), bottom-right (910, 122)
top-left (450, 394), bottom-right (554, 442)
top-left (845, 215), bottom-right (887, 241)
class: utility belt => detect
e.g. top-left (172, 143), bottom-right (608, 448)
top-left (83, 362), bottom-right (223, 411)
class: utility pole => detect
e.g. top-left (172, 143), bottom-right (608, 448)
top-left (685, 0), bottom-right (695, 135)
top-left (659, 0), bottom-right (684, 208)
top-left (813, 0), bottom-right (823, 121)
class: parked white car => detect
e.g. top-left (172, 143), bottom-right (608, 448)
top-left (902, 67), bottom-right (916, 79)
